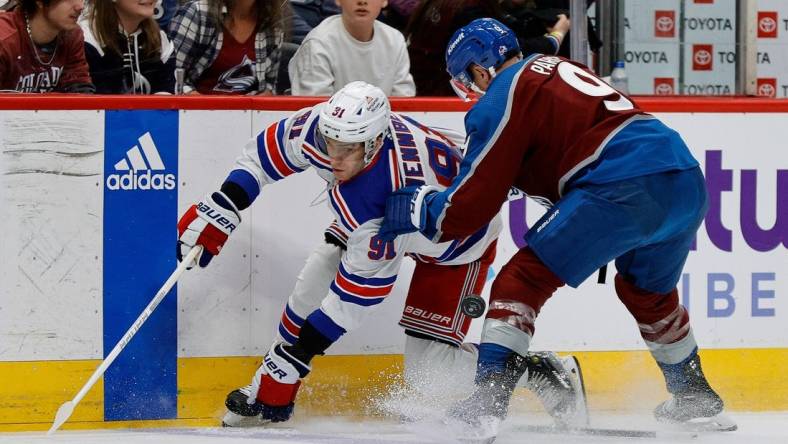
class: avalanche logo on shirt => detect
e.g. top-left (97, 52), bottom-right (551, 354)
top-left (214, 54), bottom-right (257, 93)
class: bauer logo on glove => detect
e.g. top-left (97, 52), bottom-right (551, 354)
top-left (196, 201), bottom-right (239, 233)
top-left (177, 191), bottom-right (241, 268)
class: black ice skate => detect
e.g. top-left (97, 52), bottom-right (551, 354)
top-left (445, 352), bottom-right (529, 444)
top-left (222, 384), bottom-right (269, 427)
top-left (460, 352), bottom-right (528, 420)
top-left (519, 351), bottom-right (589, 428)
top-left (654, 353), bottom-right (736, 431)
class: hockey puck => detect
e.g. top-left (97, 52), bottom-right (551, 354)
top-left (460, 294), bottom-right (486, 318)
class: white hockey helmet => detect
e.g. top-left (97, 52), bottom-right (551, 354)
top-left (317, 81), bottom-right (391, 164)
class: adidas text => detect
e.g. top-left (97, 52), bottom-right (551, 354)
top-left (106, 170), bottom-right (176, 191)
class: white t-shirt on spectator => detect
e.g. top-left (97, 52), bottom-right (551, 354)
top-left (288, 15), bottom-right (416, 96)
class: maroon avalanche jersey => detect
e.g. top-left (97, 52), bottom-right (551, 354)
top-left (431, 55), bottom-right (696, 242)
top-left (0, 9), bottom-right (91, 92)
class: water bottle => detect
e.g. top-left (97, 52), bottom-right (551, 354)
top-left (174, 68), bottom-right (184, 95)
top-left (609, 60), bottom-right (629, 95)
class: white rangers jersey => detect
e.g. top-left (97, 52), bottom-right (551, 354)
top-left (225, 104), bottom-right (501, 344)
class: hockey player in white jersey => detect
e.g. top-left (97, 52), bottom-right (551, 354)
top-left (176, 81), bottom-right (587, 427)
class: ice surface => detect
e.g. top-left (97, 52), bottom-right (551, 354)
top-left (1, 412), bottom-right (785, 444)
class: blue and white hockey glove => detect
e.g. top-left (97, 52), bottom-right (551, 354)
top-left (253, 343), bottom-right (311, 422)
top-left (378, 185), bottom-right (439, 241)
top-left (177, 191), bottom-right (241, 268)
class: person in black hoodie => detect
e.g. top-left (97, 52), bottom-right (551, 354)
top-left (80, 0), bottom-right (175, 94)
top-left (500, 0), bottom-right (601, 58)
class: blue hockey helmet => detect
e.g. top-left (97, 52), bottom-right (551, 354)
top-left (445, 18), bottom-right (521, 100)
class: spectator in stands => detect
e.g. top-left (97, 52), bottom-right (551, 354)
top-left (168, 0), bottom-right (288, 95)
top-left (80, 0), bottom-right (175, 94)
top-left (405, 0), bottom-right (503, 96)
top-left (501, 0), bottom-right (600, 58)
top-left (288, 0), bottom-right (415, 96)
top-left (377, 0), bottom-right (418, 31)
top-left (289, 0), bottom-right (339, 30)
top-left (0, 0), bottom-right (94, 93)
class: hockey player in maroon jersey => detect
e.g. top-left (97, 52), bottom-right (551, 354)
top-left (175, 81), bottom-right (587, 427)
top-left (380, 18), bottom-right (734, 437)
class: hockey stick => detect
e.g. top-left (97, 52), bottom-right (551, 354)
top-left (514, 424), bottom-right (699, 439)
top-left (47, 246), bottom-right (203, 435)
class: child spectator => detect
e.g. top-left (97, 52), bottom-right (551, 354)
top-left (288, 0), bottom-right (415, 96)
top-left (81, 0), bottom-right (175, 94)
top-left (0, 0), bottom-right (94, 93)
top-left (168, 0), bottom-right (287, 95)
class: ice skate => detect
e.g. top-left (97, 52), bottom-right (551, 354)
top-left (221, 384), bottom-right (271, 428)
top-left (445, 352), bottom-right (529, 443)
top-left (519, 352), bottom-right (589, 428)
top-left (655, 353), bottom-right (736, 432)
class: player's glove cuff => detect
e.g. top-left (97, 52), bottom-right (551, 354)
top-left (409, 185), bottom-right (439, 231)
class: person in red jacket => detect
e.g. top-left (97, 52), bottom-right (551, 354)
top-left (0, 0), bottom-right (94, 92)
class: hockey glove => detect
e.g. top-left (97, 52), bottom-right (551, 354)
top-left (177, 191), bottom-right (241, 268)
top-left (378, 184), bottom-right (439, 241)
top-left (253, 343), bottom-right (311, 422)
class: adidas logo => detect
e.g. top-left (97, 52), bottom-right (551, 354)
top-left (106, 132), bottom-right (176, 191)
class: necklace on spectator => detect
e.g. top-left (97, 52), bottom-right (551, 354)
top-left (24, 12), bottom-right (58, 67)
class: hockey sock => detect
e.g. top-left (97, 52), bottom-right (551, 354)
top-left (488, 247), bottom-right (563, 337)
top-left (476, 343), bottom-right (514, 382)
top-left (615, 274), bottom-right (697, 365)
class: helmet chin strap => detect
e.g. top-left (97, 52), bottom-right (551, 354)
top-left (471, 55), bottom-right (523, 96)
top-left (470, 66), bottom-right (497, 97)
top-left (363, 130), bottom-right (389, 165)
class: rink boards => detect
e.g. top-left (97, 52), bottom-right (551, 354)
top-left (0, 97), bottom-right (785, 429)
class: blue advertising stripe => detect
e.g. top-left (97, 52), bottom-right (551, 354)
top-left (103, 110), bottom-right (179, 421)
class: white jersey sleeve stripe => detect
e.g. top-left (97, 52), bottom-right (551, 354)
top-left (256, 121), bottom-right (304, 180)
top-left (388, 147), bottom-right (403, 191)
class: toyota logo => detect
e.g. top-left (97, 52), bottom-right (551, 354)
top-left (757, 83), bottom-right (775, 97)
top-left (655, 16), bottom-right (674, 32)
top-left (655, 83), bottom-right (674, 95)
top-left (694, 49), bottom-right (711, 65)
top-left (759, 17), bottom-right (777, 33)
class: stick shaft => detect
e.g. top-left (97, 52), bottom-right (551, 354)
top-left (69, 246), bottom-right (201, 406)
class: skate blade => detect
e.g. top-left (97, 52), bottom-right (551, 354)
top-left (451, 415), bottom-right (500, 444)
top-left (668, 413), bottom-right (737, 432)
top-left (559, 355), bottom-right (590, 428)
top-left (221, 410), bottom-right (272, 428)
top-left (407, 415), bottom-right (500, 444)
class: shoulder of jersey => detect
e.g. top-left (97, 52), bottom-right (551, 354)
top-left (329, 139), bottom-right (400, 233)
top-left (285, 104), bottom-right (334, 173)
